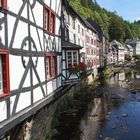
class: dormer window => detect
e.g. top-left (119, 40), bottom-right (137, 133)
top-left (44, 5), bottom-right (56, 34)
top-left (0, 0), bottom-right (7, 9)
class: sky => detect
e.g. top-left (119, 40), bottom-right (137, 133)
top-left (96, 0), bottom-right (140, 22)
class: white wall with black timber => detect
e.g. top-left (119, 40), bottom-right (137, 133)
top-left (0, 0), bottom-right (62, 126)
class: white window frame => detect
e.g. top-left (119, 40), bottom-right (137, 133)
top-left (67, 51), bottom-right (78, 67)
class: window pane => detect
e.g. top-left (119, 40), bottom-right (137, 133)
top-left (50, 13), bottom-right (55, 33)
top-left (44, 9), bottom-right (49, 30)
top-left (67, 52), bottom-right (72, 67)
top-left (52, 56), bottom-right (55, 76)
top-left (0, 55), bottom-right (3, 92)
top-left (73, 52), bottom-right (78, 65)
top-left (46, 57), bottom-right (50, 79)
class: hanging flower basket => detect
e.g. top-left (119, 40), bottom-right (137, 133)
top-left (68, 62), bottom-right (87, 74)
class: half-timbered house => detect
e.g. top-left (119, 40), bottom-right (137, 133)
top-left (111, 40), bottom-right (125, 64)
top-left (0, 0), bottom-right (62, 136)
top-left (83, 19), bottom-right (98, 76)
top-left (61, 0), bottom-right (84, 85)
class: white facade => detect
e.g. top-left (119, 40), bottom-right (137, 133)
top-left (135, 41), bottom-right (140, 55)
top-left (61, 3), bottom-right (83, 84)
top-left (118, 49), bottom-right (125, 63)
top-left (84, 27), bottom-right (98, 76)
top-left (0, 0), bottom-right (62, 126)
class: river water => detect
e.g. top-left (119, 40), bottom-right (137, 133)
top-left (52, 71), bottom-right (140, 140)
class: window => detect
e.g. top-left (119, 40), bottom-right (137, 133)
top-left (45, 54), bottom-right (57, 80)
top-left (91, 39), bottom-right (94, 45)
top-left (82, 28), bottom-right (83, 35)
top-left (44, 8), bottom-right (49, 31)
top-left (44, 5), bottom-right (56, 34)
top-left (0, 56), bottom-right (3, 92)
top-left (50, 13), bottom-right (55, 33)
top-left (0, 0), bottom-right (7, 9)
top-left (78, 38), bottom-right (80, 45)
top-left (86, 36), bottom-right (90, 44)
top-left (72, 18), bottom-right (75, 29)
top-left (67, 51), bottom-right (78, 67)
top-left (78, 25), bottom-right (80, 33)
top-left (73, 34), bottom-right (76, 44)
top-left (82, 41), bottom-right (84, 47)
top-left (0, 50), bottom-right (10, 98)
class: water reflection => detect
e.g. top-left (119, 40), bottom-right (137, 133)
top-left (52, 70), bottom-right (140, 140)
top-left (79, 70), bottom-right (140, 140)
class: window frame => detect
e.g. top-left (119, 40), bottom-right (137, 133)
top-left (66, 51), bottom-right (78, 68)
top-left (0, 0), bottom-right (7, 9)
top-left (43, 5), bottom-right (56, 34)
top-left (0, 50), bottom-right (10, 98)
top-left (0, 55), bottom-right (3, 93)
top-left (78, 25), bottom-right (80, 33)
top-left (45, 54), bottom-right (57, 80)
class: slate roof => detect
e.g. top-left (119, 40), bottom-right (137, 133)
top-left (62, 41), bottom-right (83, 49)
top-left (86, 18), bottom-right (103, 42)
top-left (62, 0), bottom-right (97, 33)
top-left (125, 39), bottom-right (140, 44)
top-left (111, 40), bottom-right (124, 50)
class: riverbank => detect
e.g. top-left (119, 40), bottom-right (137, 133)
top-left (49, 68), bottom-right (140, 140)
top-left (103, 67), bottom-right (121, 78)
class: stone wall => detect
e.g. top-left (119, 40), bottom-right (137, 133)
top-left (1, 74), bottom-right (95, 140)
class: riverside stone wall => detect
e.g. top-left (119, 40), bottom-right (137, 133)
top-left (1, 73), bottom-right (95, 140)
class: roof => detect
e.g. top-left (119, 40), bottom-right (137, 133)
top-left (126, 44), bottom-right (133, 50)
top-left (111, 40), bottom-right (124, 50)
top-left (125, 39), bottom-right (132, 44)
top-left (125, 39), bottom-right (140, 44)
top-left (62, 0), bottom-right (97, 33)
top-left (86, 18), bottom-right (104, 42)
top-left (111, 40), bottom-right (122, 46)
top-left (77, 14), bottom-right (97, 33)
top-left (62, 41), bottom-right (83, 50)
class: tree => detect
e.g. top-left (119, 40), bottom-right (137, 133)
top-left (108, 16), bottom-right (125, 42)
top-left (69, 0), bottom-right (140, 42)
top-left (125, 54), bottom-right (131, 61)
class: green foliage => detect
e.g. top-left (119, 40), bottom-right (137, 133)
top-left (133, 55), bottom-right (140, 60)
top-left (68, 0), bottom-right (140, 42)
top-left (104, 67), bottom-right (121, 78)
top-left (125, 54), bottom-right (131, 61)
top-left (108, 15), bottom-right (125, 42)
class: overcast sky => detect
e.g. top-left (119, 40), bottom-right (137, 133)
top-left (96, 0), bottom-right (140, 22)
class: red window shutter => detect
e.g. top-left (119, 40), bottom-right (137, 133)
top-left (1, 0), bottom-right (7, 9)
top-left (2, 55), bottom-right (6, 93)
top-left (3, 52), bottom-right (10, 94)
top-left (0, 50), bottom-right (10, 98)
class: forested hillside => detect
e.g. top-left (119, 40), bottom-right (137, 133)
top-left (68, 0), bottom-right (140, 43)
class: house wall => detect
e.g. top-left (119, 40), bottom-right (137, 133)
top-left (85, 28), bottom-right (98, 74)
top-left (136, 41), bottom-right (140, 55)
top-left (118, 49), bottom-right (125, 63)
top-left (0, 0), bottom-right (62, 124)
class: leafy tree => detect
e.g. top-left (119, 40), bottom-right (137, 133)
top-left (133, 55), bottom-right (140, 60)
top-left (125, 54), bottom-right (131, 61)
top-left (68, 0), bottom-right (140, 42)
top-left (108, 15), bottom-right (125, 42)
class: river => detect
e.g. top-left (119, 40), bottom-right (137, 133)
top-left (52, 70), bottom-right (140, 140)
